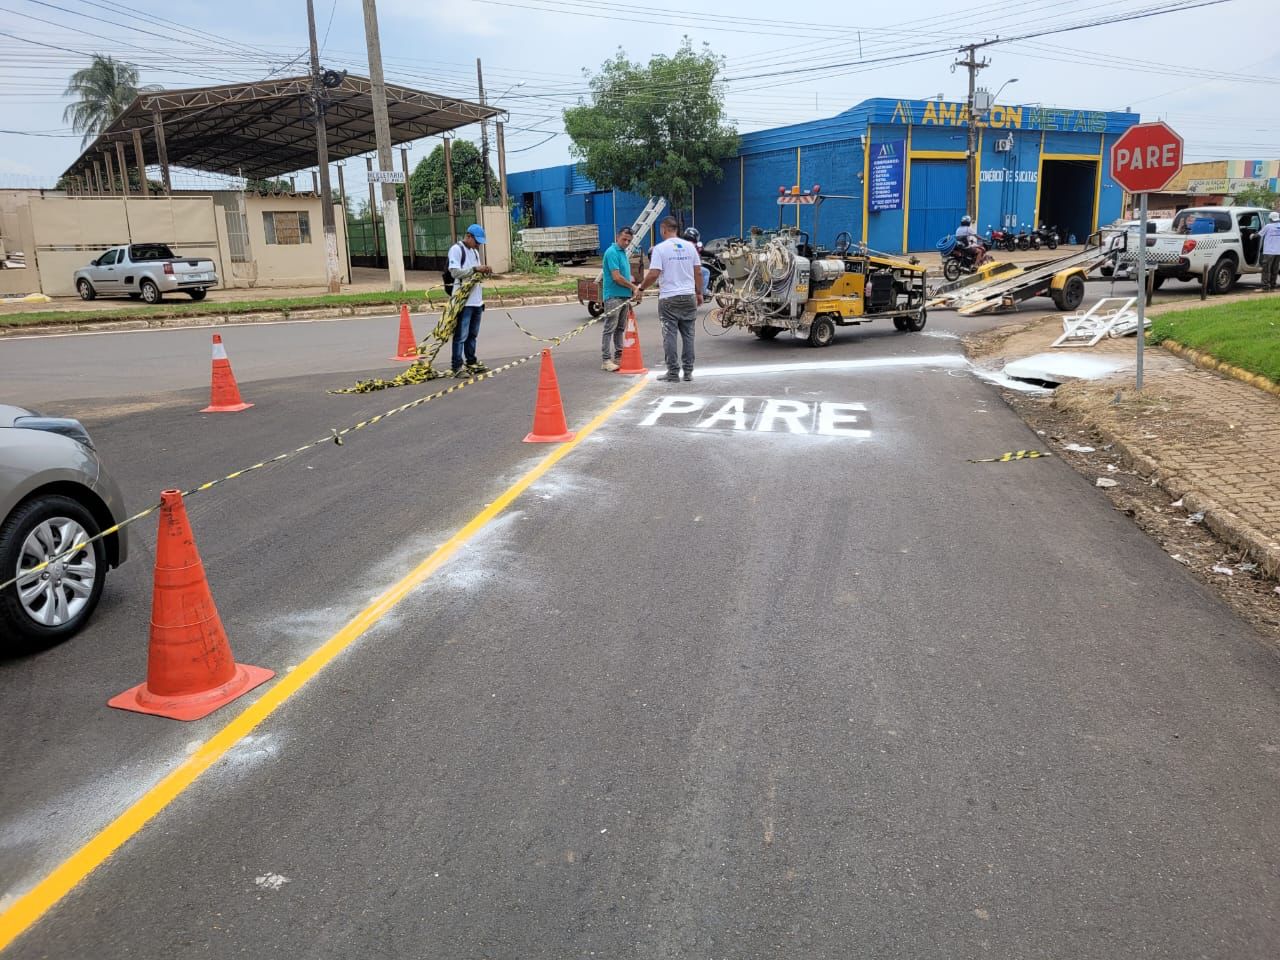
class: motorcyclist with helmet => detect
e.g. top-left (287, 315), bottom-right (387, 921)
top-left (681, 226), bottom-right (711, 295)
top-left (954, 215), bottom-right (986, 269)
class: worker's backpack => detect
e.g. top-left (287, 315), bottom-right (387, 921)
top-left (442, 243), bottom-right (465, 295)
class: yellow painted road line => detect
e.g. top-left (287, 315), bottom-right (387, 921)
top-left (0, 377), bottom-right (649, 954)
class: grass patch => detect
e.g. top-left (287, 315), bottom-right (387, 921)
top-left (0, 279), bottom-right (577, 329)
top-left (1148, 298), bottom-right (1280, 384)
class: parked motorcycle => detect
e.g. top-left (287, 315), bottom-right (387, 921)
top-left (1015, 225), bottom-right (1033, 251)
top-left (938, 234), bottom-right (988, 282)
top-left (1034, 224), bottom-right (1060, 250)
top-left (986, 225), bottom-right (1016, 252)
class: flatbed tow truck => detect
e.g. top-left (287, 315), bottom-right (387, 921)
top-left (928, 231), bottom-right (1119, 315)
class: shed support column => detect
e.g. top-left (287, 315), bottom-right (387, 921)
top-left (92, 160), bottom-right (104, 195)
top-left (131, 128), bottom-right (147, 195)
top-left (116, 141), bottom-right (131, 196)
top-left (401, 147), bottom-right (416, 267)
top-left (103, 150), bottom-right (117, 195)
top-left (367, 156), bottom-right (382, 262)
top-left (152, 107), bottom-right (172, 194)
top-left (443, 136), bottom-right (457, 243)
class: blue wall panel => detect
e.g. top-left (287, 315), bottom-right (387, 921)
top-left (907, 160), bottom-right (966, 252)
top-left (691, 159), bottom-right (741, 242)
top-left (742, 148), bottom-right (797, 236)
top-left (977, 130), bottom-right (1042, 233)
top-left (798, 140), bottom-right (863, 249)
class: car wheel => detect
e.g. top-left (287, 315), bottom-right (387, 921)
top-left (1210, 257), bottom-right (1237, 295)
top-left (0, 494), bottom-right (107, 649)
top-left (188, 289), bottom-right (207, 301)
top-left (807, 316), bottom-right (836, 348)
top-left (77, 279), bottom-right (96, 301)
top-left (140, 279), bottom-right (162, 304)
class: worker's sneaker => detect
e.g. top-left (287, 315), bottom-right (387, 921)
top-left (682, 370), bottom-right (693, 382)
top-left (602, 359), bottom-right (620, 372)
top-left (468, 361), bottom-right (489, 374)
top-left (452, 367), bottom-right (469, 378)
top-left (658, 372), bottom-right (680, 383)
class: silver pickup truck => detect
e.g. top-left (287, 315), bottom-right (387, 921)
top-left (73, 243), bottom-right (218, 303)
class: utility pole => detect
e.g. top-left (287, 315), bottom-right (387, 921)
top-left (307, 0), bottom-right (342, 292)
top-left (955, 43), bottom-right (990, 222)
top-left (361, 0), bottom-right (406, 291)
top-left (477, 58), bottom-right (493, 204)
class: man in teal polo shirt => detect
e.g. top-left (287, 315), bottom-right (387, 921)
top-left (600, 225), bottom-right (638, 371)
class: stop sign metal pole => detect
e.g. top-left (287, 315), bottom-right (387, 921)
top-left (1136, 191), bottom-right (1147, 390)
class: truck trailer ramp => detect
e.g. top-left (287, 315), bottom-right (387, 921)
top-left (929, 243), bottom-right (1115, 315)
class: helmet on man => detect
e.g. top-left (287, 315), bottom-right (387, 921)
top-left (681, 227), bottom-right (701, 245)
top-left (960, 215), bottom-right (972, 226)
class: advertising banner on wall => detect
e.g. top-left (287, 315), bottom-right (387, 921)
top-left (869, 140), bottom-right (905, 212)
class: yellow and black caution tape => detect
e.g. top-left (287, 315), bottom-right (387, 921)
top-left (510, 298), bottom-right (630, 344)
top-left (968, 450), bottom-right (1053, 463)
top-left (0, 307), bottom-right (606, 594)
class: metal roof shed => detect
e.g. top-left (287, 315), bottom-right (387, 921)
top-left (61, 73), bottom-right (501, 192)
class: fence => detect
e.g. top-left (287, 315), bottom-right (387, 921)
top-left (347, 199), bottom-right (480, 270)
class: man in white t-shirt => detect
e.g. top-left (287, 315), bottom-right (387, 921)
top-left (635, 216), bottom-right (703, 382)
top-left (447, 223), bottom-right (494, 377)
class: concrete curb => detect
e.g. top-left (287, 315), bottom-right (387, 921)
top-left (1158, 339), bottom-right (1280, 398)
top-left (1064, 405), bottom-right (1280, 579)
top-left (0, 292), bottom-right (581, 338)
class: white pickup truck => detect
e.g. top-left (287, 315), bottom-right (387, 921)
top-left (1118, 206), bottom-right (1273, 294)
top-left (73, 243), bottom-right (218, 303)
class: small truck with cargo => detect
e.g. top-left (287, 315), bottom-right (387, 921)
top-left (73, 243), bottom-right (218, 303)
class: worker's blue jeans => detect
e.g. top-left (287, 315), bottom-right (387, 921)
top-left (451, 304), bottom-right (483, 370)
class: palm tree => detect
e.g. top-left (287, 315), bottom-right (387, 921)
top-left (62, 55), bottom-right (159, 145)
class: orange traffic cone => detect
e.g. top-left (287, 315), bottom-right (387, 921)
top-left (523, 349), bottom-right (576, 443)
top-left (109, 490), bottom-right (273, 721)
top-left (390, 303), bottom-right (419, 362)
top-left (616, 308), bottom-right (648, 376)
top-left (200, 334), bottom-right (253, 413)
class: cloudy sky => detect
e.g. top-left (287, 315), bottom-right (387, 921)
top-left (1, 0), bottom-right (1277, 187)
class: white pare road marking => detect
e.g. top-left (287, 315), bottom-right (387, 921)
top-left (638, 395), bottom-right (871, 438)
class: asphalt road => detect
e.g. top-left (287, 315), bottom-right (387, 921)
top-left (2, 282), bottom-right (1278, 958)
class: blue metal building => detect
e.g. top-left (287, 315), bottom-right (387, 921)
top-left (507, 97), bottom-right (1140, 254)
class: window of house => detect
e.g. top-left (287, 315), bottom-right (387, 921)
top-left (262, 211), bottom-right (312, 245)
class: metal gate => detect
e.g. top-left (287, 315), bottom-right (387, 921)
top-left (907, 160), bottom-right (966, 252)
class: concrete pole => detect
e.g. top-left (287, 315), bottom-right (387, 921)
top-left (477, 58), bottom-right (493, 204)
top-left (360, 0), bottom-right (406, 291)
top-left (131, 128), bottom-right (147, 195)
top-left (307, 0), bottom-right (342, 292)
top-left (496, 121), bottom-right (508, 208)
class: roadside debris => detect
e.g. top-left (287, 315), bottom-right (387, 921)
top-left (1212, 565), bottom-right (1236, 576)
top-left (1063, 443), bottom-right (1095, 453)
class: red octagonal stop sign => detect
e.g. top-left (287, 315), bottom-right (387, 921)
top-left (1110, 121), bottom-right (1184, 194)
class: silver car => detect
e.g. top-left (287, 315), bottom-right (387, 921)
top-left (0, 405), bottom-right (129, 648)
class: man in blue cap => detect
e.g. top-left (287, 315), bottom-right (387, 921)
top-left (447, 223), bottom-right (494, 376)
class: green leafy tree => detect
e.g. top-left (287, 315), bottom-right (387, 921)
top-left (62, 55), bottom-right (160, 146)
top-left (563, 41), bottom-right (738, 217)
top-left (1231, 184), bottom-right (1278, 210)
top-left (405, 140), bottom-right (494, 210)
top-left (246, 177), bottom-right (295, 195)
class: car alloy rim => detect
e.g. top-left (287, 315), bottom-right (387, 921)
top-left (14, 517), bottom-right (96, 626)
